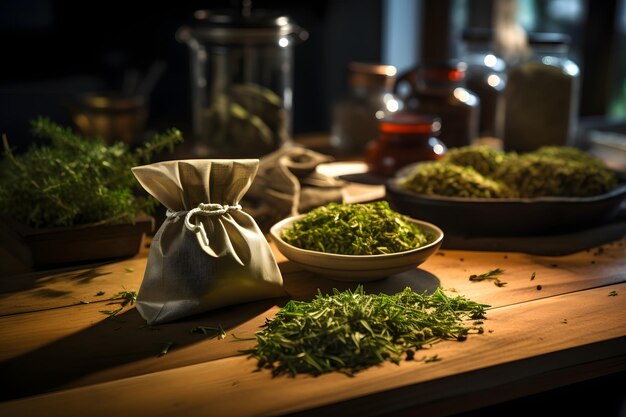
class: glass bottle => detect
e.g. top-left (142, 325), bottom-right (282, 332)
top-left (365, 113), bottom-right (447, 177)
top-left (177, 9), bottom-right (307, 158)
top-left (330, 62), bottom-right (403, 155)
top-left (503, 32), bottom-right (580, 152)
top-left (396, 61), bottom-right (480, 148)
top-left (460, 28), bottom-right (506, 139)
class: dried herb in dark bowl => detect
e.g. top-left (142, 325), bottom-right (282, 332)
top-left (398, 145), bottom-right (618, 199)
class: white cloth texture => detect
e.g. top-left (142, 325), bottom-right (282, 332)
top-left (132, 159), bottom-right (285, 324)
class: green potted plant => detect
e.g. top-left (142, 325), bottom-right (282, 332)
top-left (0, 117), bottom-right (183, 268)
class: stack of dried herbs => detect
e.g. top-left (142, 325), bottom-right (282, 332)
top-left (0, 117), bottom-right (183, 228)
top-left (241, 286), bottom-right (488, 377)
top-left (399, 145), bottom-right (617, 199)
top-left (281, 201), bottom-right (432, 255)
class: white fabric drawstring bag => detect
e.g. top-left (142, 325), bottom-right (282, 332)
top-left (132, 159), bottom-right (285, 324)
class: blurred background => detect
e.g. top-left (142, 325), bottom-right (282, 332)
top-left (1, 0), bottom-right (625, 153)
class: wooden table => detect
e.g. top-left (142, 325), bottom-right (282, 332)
top-left (1, 235), bottom-right (625, 416)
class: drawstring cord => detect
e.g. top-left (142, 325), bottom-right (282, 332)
top-left (166, 203), bottom-right (242, 246)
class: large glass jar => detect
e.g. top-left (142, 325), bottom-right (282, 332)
top-left (396, 61), bottom-right (480, 148)
top-left (503, 33), bottom-right (580, 152)
top-left (460, 28), bottom-right (507, 139)
top-left (330, 63), bottom-right (402, 155)
top-left (365, 113), bottom-right (447, 177)
top-left (177, 10), bottom-right (307, 158)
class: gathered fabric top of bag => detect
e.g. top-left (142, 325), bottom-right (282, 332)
top-left (132, 159), bottom-right (258, 212)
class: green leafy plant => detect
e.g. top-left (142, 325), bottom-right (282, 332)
top-left (0, 117), bottom-right (183, 228)
top-left (240, 286), bottom-right (488, 377)
top-left (282, 201), bottom-right (433, 255)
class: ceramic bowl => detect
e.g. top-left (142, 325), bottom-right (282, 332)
top-left (270, 214), bottom-right (444, 282)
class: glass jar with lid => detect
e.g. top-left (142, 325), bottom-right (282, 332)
top-left (330, 62), bottom-right (403, 155)
top-left (503, 32), bottom-right (580, 152)
top-left (460, 28), bottom-right (507, 139)
top-left (177, 9), bottom-right (307, 158)
top-left (365, 113), bottom-right (447, 177)
top-left (396, 61), bottom-right (480, 148)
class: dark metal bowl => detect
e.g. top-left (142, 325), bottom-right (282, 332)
top-left (386, 164), bottom-right (626, 236)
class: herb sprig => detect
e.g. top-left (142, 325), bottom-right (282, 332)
top-left (191, 324), bottom-right (226, 340)
top-left (469, 268), bottom-right (507, 287)
top-left (240, 286), bottom-right (488, 377)
top-left (99, 289), bottom-right (137, 318)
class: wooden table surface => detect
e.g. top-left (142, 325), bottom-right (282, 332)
top-left (1, 234), bottom-right (625, 416)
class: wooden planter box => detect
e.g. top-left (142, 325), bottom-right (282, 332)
top-left (0, 215), bottom-right (154, 268)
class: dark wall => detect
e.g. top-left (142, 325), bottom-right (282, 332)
top-left (0, 0), bottom-right (383, 149)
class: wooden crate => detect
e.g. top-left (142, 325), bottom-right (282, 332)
top-left (0, 215), bottom-right (154, 268)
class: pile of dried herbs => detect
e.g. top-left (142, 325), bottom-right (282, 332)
top-left (495, 152), bottom-right (617, 198)
top-left (241, 286), bottom-right (488, 377)
top-left (399, 145), bottom-right (617, 199)
top-left (442, 145), bottom-right (507, 176)
top-left (281, 201), bottom-right (432, 255)
top-left (399, 162), bottom-right (514, 198)
top-left (531, 146), bottom-right (606, 166)
top-left (0, 117), bottom-right (183, 228)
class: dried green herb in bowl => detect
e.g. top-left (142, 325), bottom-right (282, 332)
top-left (281, 201), bottom-right (432, 255)
top-left (270, 202), bottom-right (444, 281)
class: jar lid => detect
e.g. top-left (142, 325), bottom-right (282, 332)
top-left (177, 10), bottom-right (308, 45)
top-left (379, 113), bottom-right (441, 135)
top-left (347, 62), bottom-right (397, 89)
top-left (527, 32), bottom-right (570, 45)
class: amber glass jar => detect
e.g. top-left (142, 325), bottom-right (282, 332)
top-left (365, 113), bottom-right (447, 177)
top-left (396, 61), bottom-right (479, 148)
